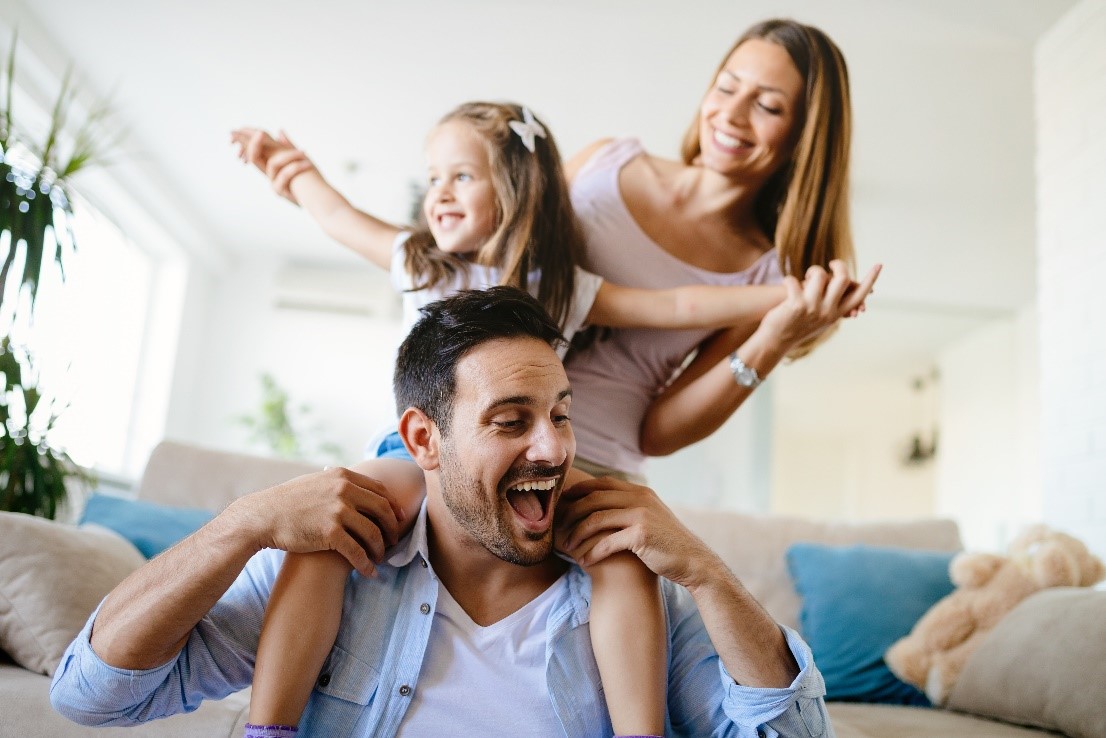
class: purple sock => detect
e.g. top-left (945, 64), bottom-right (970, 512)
top-left (243, 724), bottom-right (298, 738)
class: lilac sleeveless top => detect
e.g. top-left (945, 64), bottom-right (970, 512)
top-left (566, 138), bottom-right (782, 475)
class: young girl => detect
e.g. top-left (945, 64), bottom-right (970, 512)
top-left (231, 102), bottom-right (849, 737)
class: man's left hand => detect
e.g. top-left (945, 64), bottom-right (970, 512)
top-left (555, 477), bottom-right (727, 591)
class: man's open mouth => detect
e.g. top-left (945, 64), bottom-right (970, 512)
top-left (505, 478), bottom-right (556, 525)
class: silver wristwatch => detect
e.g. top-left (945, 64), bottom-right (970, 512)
top-left (728, 352), bottom-right (762, 388)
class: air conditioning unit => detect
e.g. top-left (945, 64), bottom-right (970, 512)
top-left (273, 262), bottom-right (401, 320)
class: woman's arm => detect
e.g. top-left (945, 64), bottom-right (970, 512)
top-left (586, 280), bottom-right (786, 331)
top-left (640, 262), bottom-right (880, 456)
top-left (231, 128), bottom-right (402, 270)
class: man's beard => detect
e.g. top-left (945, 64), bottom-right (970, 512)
top-left (438, 443), bottom-right (563, 567)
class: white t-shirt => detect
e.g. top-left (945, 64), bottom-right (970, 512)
top-left (396, 576), bottom-right (568, 735)
top-left (390, 232), bottom-right (603, 358)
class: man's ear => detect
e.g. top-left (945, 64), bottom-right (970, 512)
top-left (399, 407), bottom-right (440, 470)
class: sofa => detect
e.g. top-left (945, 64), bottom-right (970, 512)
top-left (1, 440), bottom-right (1101, 737)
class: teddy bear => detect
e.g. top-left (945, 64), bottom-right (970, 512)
top-left (884, 524), bottom-right (1105, 706)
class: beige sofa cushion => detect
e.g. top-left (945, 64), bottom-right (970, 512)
top-left (0, 512), bottom-right (145, 676)
top-left (138, 440), bottom-right (317, 510)
top-left (947, 587), bottom-right (1106, 738)
top-left (671, 508), bottom-right (962, 630)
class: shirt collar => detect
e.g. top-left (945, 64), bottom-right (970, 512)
top-left (383, 500), bottom-right (590, 630)
top-left (384, 498), bottom-right (431, 568)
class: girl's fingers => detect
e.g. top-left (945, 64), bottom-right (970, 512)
top-left (272, 160), bottom-right (313, 200)
top-left (822, 260), bottom-right (851, 313)
top-left (802, 266), bottom-right (828, 305)
top-left (842, 264), bottom-right (882, 314)
top-left (264, 147), bottom-right (305, 180)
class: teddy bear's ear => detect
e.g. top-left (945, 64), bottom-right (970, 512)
top-left (1030, 543), bottom-right (1079, 588)
top-left (949, 552), bottom-right (1005, 588)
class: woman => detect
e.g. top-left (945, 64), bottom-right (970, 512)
top-left (564, 18), bottom-right (878, 478)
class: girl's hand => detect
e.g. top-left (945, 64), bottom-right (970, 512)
top-left (230, 128), bottom-right (315, 204)
top-left (759, 260), bottom-right (881, 348)
top-left (231, 127), bottom-right (284, 168)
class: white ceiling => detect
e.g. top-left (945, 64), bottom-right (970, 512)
top-left (1, 0), bottom-right (1080, 380)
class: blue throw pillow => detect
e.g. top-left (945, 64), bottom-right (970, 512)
top-left (79, 494), bottom-right (215, 559)
top-left (785, 542), bottom-right (956, 706)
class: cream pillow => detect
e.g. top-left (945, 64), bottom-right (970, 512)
top-left (947, 587), bottom-right (1106, 738)
top-left (0, 511), bottom-right (146, 676)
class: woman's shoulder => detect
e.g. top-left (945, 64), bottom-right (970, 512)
top-left (566, 137), bottom-right (661, 183)
top-left (565, 138), bottom-right (617, 183)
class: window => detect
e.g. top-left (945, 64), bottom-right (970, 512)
top-left (3, 194), bottom-right (153, 475)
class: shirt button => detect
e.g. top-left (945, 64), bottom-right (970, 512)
top-left (757, 730), bottom-right (766, 738)
top-left (420, 558), bottom-right (428, 568)
top-left (399, 684), bottom-right (412, 697)
top-left (318, 673), bottom-right (331, 687)
top-left (420, 603), bottom-right (431, 615)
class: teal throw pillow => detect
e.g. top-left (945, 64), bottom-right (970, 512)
top-left (785, 542), bottom-right (955, 706)
top-left (79, 494), bottom-right (215, 559)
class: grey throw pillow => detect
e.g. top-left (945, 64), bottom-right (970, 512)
top-left (0, 511), bottom-right (145, 676)
top-left (947, 587), bottom-right (1106, 738)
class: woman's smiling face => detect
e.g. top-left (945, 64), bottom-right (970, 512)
top-left (697, 38), bottom-right (805, 184)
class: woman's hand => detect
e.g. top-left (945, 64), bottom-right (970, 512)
top-left (759, 260), bottom-right (881, 349)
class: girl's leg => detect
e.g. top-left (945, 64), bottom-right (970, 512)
top-left (247, 458), bottom-right (426, 731)
top-left (586, 551), bottom-right (667, 737)
top-left (248, 551), bottom-right (350, 728)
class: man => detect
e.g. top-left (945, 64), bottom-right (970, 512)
top-left (51, 287), bottom-right (831, 737)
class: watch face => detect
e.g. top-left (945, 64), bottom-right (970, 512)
top-left (730, 355), bottom-right (759, 387)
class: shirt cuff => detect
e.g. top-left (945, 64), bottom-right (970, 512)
top-left (717, 625), bottom-right (829, 734)
top-left (50, 604), bottom-right (179, 726)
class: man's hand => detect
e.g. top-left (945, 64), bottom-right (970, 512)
top-left (555, 476), bottom-right (727, 592)
top-left (227, 467), bottom-right (406, 578)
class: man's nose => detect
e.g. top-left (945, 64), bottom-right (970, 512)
top-left (526, 420), bottom-right (569, 467)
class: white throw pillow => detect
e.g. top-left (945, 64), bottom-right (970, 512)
top-left (0, 511), bottom-right (146, 676)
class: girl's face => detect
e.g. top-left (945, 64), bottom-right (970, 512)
top-left (697, 39), bottom-right (804, 184)
top-left (423, 120), bottom-right (499, 256)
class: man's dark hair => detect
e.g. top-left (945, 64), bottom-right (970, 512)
top-left (394, 287), bottom-right (566, 433)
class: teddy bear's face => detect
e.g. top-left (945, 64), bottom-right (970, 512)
top-left (1017, 534), bottom-right (1106, 588)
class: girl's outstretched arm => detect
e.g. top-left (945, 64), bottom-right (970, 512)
top-left (560, 467), bottom-right (666, 737)
top-left (248, 458), bottom-right (426, 729)
top-left (231, 128), bottom-right (402, 270)
top-left (640, 262), bottom-right (880, 456)
top-left (586, 280), bottom-right (786, 331)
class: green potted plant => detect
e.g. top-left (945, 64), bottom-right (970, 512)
top-left (235, 372), bottom-right (344, 465)
top-left (0, 32), bottom-right (111, 518)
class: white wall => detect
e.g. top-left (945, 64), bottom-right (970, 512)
top-left (647, 386), bottom-right (772, 512)
top-left (173, 258), bottom-right (405, 466)
top-left (935, 307), bottom-right (1040, 550)
top-left (1035, 0), bottom-right (1106, 560)
top-left (769, 371), bottom-right (938, 521)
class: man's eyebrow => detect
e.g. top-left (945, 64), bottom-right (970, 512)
top-left (487, 388), bottom-right (572, 410)
top-left (720, 69), bottom-right (785, 95)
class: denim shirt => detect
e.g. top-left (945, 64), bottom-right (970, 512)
top-left (51, 505), bottom-right (833, 738)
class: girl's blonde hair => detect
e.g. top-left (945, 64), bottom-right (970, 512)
top-left (404, 102), bottom-right (582, 329)
top-left (681, 19), bottom-right (854, 357)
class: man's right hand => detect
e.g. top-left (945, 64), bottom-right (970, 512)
top-left (227, 467), bottom-right (405, 578)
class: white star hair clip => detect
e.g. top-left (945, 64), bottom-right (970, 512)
top-left (508, 107), bottom-right (547, 153)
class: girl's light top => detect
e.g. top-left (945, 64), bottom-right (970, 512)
top-left (391, 233), bottom-right (603, 359)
